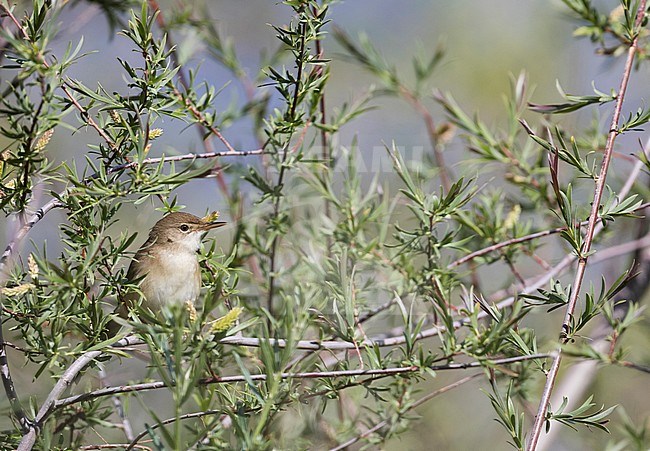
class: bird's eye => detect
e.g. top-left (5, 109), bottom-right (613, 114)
top-left (179, 224), bottom-right (190, 232)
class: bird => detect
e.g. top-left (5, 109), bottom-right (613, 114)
top-left (104, 212), bottom-right (226, 337)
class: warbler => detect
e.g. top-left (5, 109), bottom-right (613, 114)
top-left (105, 212), bottom-right (226, 337)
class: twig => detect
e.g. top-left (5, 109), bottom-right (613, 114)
top-left (616, 360), bottom-right (650, 374)
top-left (0, 340), bottom-right (32, 353)
top-left (329, 373), bottom-right (482, 451)
top-left (527, 2), bottom-right (647, 448)
top-left (58, 367), bottom-right (417, 409)
top-left (53, 354), bottom-right (549, 413)
top-left (0, 303), bottom-right (32, 434)
top-left (448, 227), bottom-right (566, 268)
top-left (357, 297), bottom-right (397, 323)
top-left (537, 137), bottom-right (650, 451)
top-left (590, 232), bottom-right (650, 265)
top-left (399, 87), bottom-right (453, 192)
top-left (449, 201), bottom-right (650, 269)
top-left (267, 16), bottom-right (309, 318)
top-left (109, 148), bottom-right (264, 173)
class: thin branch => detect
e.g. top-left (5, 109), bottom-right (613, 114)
top-left (0, 201), bottom-right (59, 270)
top-left (108, 148), bottom-right (265, 173)
top-left (58, 367), bottom-right (416, 409)
top-left (448, 226), bottom-right (566, 268)
top-left (357, 297), bottom-right (397, 323)
top-left (267, 15), bottom-right (309, 318)
top-left (449, 201), bottom-right (650, 269)
top-left (170, 85), bottom-right (237, 155)
top-left (61, 83), bottom-right (117, 149)
top-left (590, 232), bottom-right (650, 265)
top-left (329, 373), bottom-right (482, 451)
top-left (53, 354), bottom-right (549, 412)
top-left (0, 302), bottom-right (32, 434)
top-left (1, 340), bottom-right (32, 353)
top-left (399, 86), bottom-right (453, 192)
top-left (527, 3), bottom-right (647, 448)
top-left (98, 367), bottom-right (134, 442)
top-left (616, 359), bottom-right (650, 374)
top-left (16, 336), bottom-right (143, 451)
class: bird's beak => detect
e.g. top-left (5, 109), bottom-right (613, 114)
top-left (201, 221), bottom-right (227, 231)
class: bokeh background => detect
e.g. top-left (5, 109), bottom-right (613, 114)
top-left (2, 1), bottom-right (650, 449)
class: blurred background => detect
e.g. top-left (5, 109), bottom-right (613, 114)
top-left (2, 1), bottom-right (650, 449)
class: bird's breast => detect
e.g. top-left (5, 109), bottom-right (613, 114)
top-left (138, 248), bottom-right (201, 309)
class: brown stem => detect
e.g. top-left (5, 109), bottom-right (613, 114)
top-left (527, 2), bottom-right (647, 448)
top-left (448, 201), bottom-right (650, 269)
top-left (400, 87), bottom-right (453, 192)
top-left (616, 360), bottom-right (650, 374)
top-left (146, 0), bottom-right (235, 198)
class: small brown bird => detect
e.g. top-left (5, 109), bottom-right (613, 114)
top-left (106, 212), bottom-right (226, 337)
